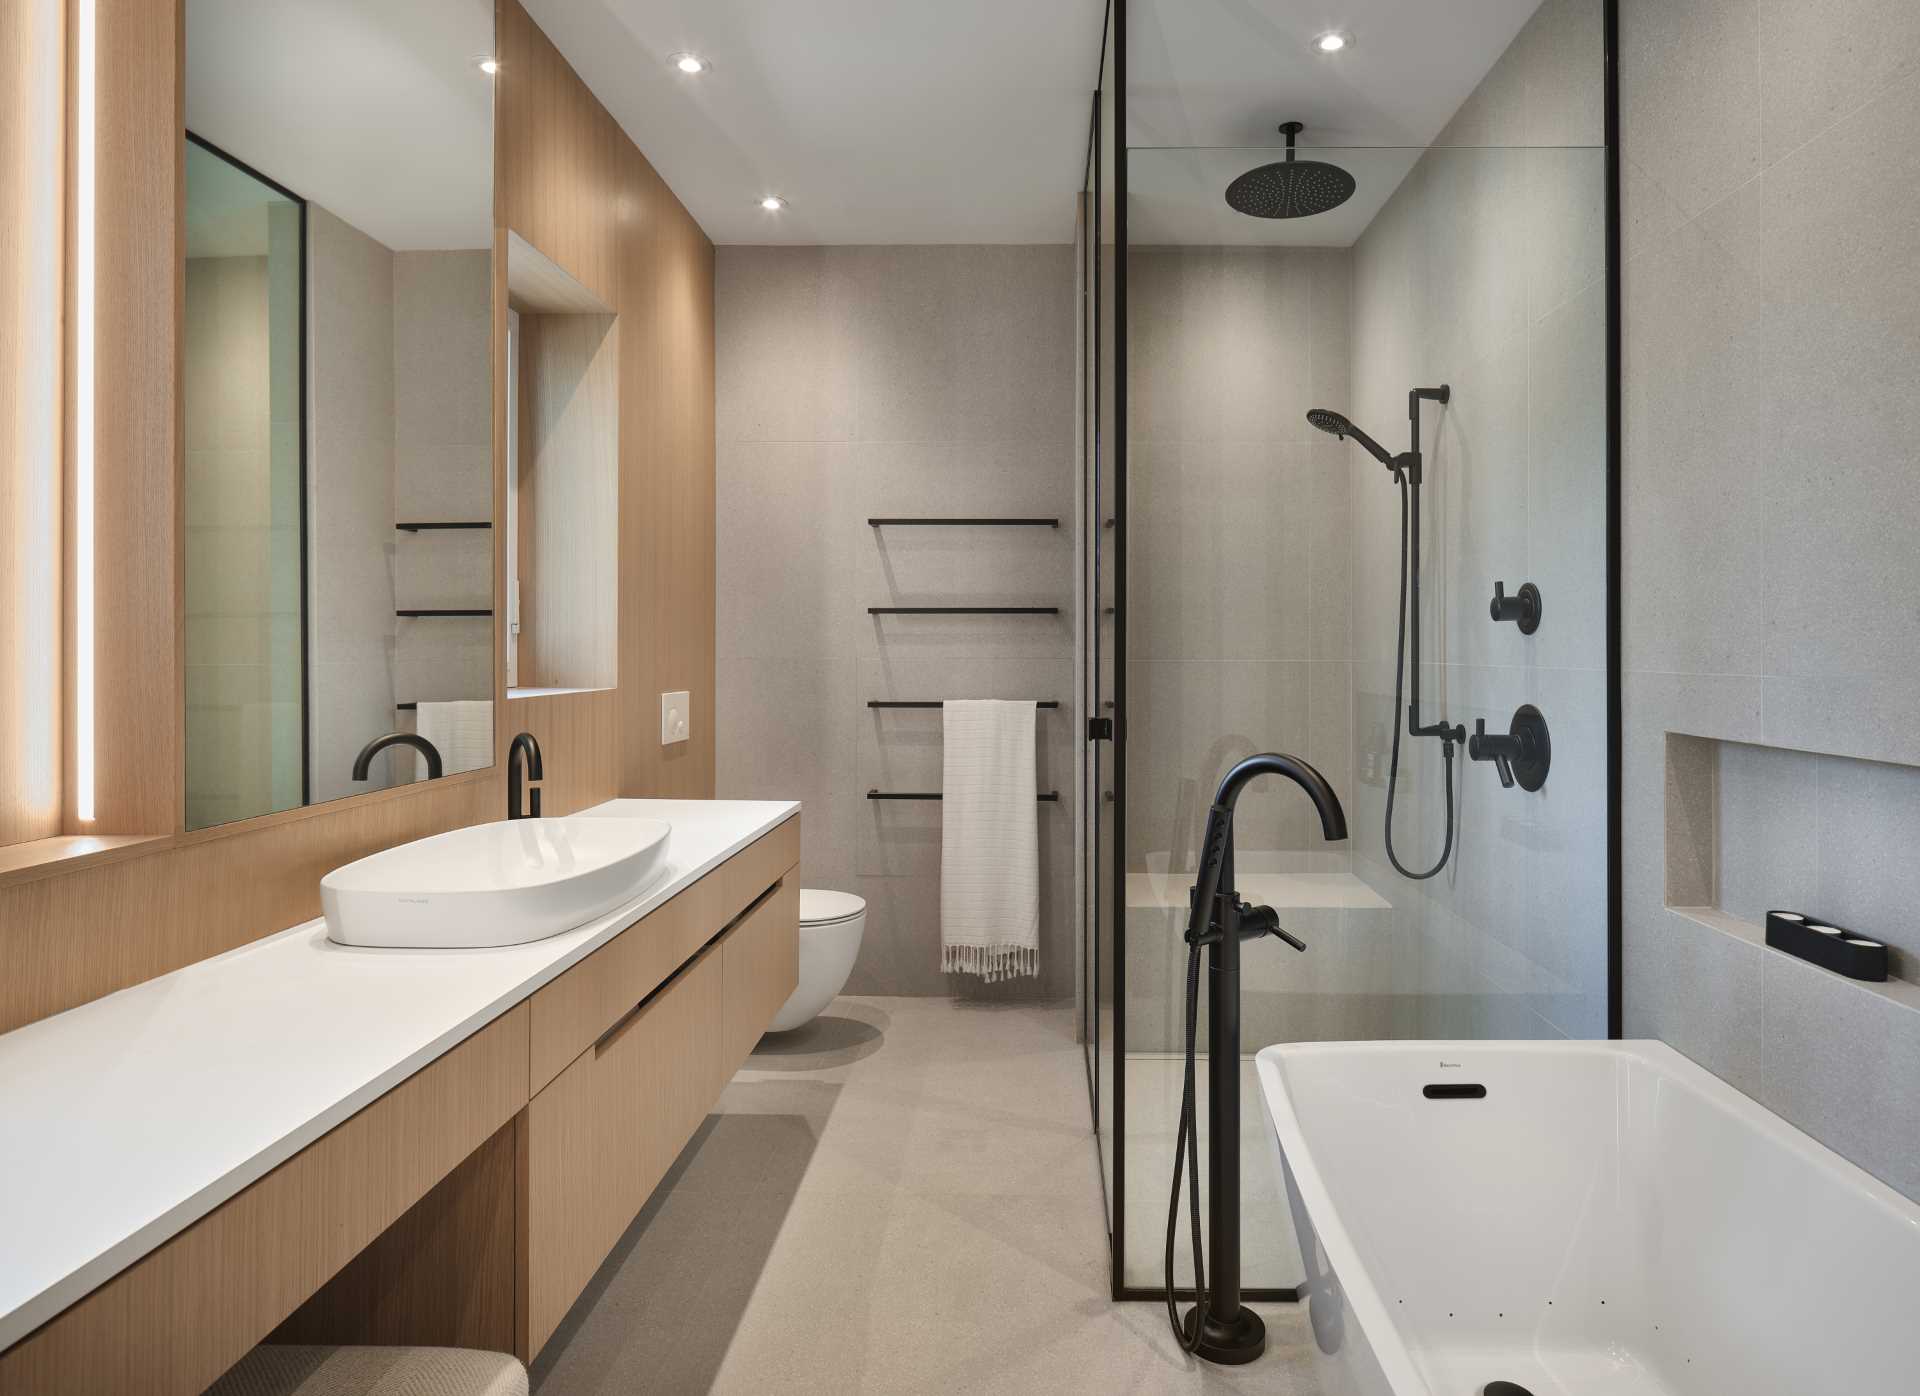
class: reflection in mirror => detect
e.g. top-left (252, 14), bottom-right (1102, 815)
top-left (183, 0), bottom-right (495, 830)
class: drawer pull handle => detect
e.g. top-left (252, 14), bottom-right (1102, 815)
top-left (594, 878), bottom-right (786, 1055)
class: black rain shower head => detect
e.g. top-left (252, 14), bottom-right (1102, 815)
top-left (1307, 407), bottom-right (1395, 468)
top-left (1225, 122), bottom-right (1357, 220)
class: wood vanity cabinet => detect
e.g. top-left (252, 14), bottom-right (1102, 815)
top-left (0, 816), bottom-right (800, 1393)
top-left (519, 817), bottom-right (800, 1357)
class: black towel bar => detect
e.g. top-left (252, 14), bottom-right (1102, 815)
top-left (868, 790), bottom-right (1060, 802)
top-left (867, 700), bottom-right (1060, 709)
top-left (396, 608), bottom-right (492, 617)
top-left (868, 606), bottom-right (1059, 615)
top-left (396, 521), bottom-right (492, 532)
top-left (867, 517), bottom-right (1059, 527)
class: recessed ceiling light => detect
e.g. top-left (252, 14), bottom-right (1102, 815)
top-left (1314, 31), bottom-right (1350, 54)
top-left (759, 195), bottom-right (786, 212)
top-left (478, 57), bottom-right (500, 75)
top-left (672, 52), bottom-right (708, 75)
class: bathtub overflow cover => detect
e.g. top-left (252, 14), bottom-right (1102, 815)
top-left (1483, 1384), bottom-right (1536, 1396)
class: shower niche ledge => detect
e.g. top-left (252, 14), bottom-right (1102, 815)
top-left (1664, 732), bottom-right (1920, 1000)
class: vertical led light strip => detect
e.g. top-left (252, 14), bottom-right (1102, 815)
top-left (74, 0), bottom-right (95, 822)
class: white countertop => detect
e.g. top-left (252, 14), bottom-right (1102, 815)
top-left (0, 797), bottom-right (798, 1352)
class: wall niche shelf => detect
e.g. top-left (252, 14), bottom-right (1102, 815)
top-left (1664, 732), bottom-right (1920, 998)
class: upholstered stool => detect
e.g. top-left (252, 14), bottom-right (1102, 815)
top-left (208, 1345), bottom-right (527, 1396)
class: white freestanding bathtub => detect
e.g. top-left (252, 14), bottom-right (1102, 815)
top-left (1255, 1040), bottom-right (1920, 1396)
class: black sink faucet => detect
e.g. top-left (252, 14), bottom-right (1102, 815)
top-left (508, 731), bottom-right (543, 819)
top-left (352, 732), bottom-right (442, 782)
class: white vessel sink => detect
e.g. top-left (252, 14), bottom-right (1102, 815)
top-left (323, 817), bottom-right (672, 949)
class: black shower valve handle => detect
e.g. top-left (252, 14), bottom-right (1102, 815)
top-left (1490, 580), bottom-right (1542, 634)
top-left (1469, 719), bottom-right (1517, 788)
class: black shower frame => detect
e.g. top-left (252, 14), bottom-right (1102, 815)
top-left (1100, 0), bottom-right (1625, 1306)
top-left (184, 132), bottom-right (312, 811)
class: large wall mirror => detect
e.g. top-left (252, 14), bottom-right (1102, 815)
top-left (183, 0), bottom-right (496, 831)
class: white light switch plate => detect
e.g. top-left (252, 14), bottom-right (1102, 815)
top-left (660, 691), bottom-right (690, 746)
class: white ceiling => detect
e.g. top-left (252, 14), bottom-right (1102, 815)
top-left (1126, 0), bottom-right (1544, 247)
top-left (523, 0), bottom-right (1109, 245)
top-left (185, 0), bottom-right (494, 252)
top-left (1128, 145), bottom-right (1423, 248)
top-left (1126, 0), bottom-right (1543, 150)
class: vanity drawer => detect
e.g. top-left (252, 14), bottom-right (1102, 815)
top-left (719, 815), bottom-right (800, 923)
top-left (719, 877), bottom-right (800, 1073)
top-left (526, 815), bottom-right (801, 1091)
top-left (521, 946), bottom-right (726, 1358)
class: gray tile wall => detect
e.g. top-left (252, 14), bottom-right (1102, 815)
top-left (714, 246), bottom-right (1077, 998)
top-left (1125, 246), bottom-right (1357, 870)
top-left (1346, 0), bottom-right (1611, 1042)
top-left (1620, 0), bottom-right (1920, 1203)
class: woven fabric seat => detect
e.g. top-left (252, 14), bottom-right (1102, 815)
top-left (207, 1345), bottom-right (528, 1396)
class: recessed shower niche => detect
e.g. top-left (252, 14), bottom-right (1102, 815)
top-left (507, 231), bottom-right (618, 693)
top-left (1665, 733), bottom-right (1920, 985)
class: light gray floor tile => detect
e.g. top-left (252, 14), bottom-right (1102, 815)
top-left (530, 998), bottom-right (1321, 1396)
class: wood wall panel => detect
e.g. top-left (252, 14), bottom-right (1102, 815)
top-left (0, 0), bottom-right (64, 846)
top-left (0, 1006), bottom-right (529, 1396)
top-left (502, 687), bottom-right (617, 818)
top-left (497, 0), bottom-right (717, 808)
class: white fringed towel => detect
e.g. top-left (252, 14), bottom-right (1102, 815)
top-left (415, 700), bottom-right (494, 780)
top-left (940, 700), bottom-right (1040, 981)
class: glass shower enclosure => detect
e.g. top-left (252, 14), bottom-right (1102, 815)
top-left (1079, 0), bottom-right (1619, 1300)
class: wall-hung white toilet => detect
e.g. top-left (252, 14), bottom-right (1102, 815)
top-left (768, 889), bottom-right (867, 1032)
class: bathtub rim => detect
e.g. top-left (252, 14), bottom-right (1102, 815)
top-left (1253, 1037), bottom-right (1920, 1396)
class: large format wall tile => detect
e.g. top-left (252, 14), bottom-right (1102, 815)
top-left (1758, 0), bottom-right (1920, 164)
top-left (1621, 178), bottom-right (1769, 677)
top-left (1620, 2), bottom-right (1920, 1205)
top-left (1758, 76), bottom-right (1920, 688)
top-left (1760, 954), bottom-right (1920, 1200)
top-left (1619, 0), bottom-right (1761, 260)
top-left (716, 247), bottom-right (1075, 998)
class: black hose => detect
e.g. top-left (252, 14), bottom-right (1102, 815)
top-left (1383, 469), bottom-right (1457, 881)
top-left (1164, 934), bottom-right (1207, 1350)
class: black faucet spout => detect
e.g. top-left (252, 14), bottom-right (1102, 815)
top-left (352, 732), bottom-right (442, 782)
top-left (508, 731), bottom-right (544, 820)
top-left (1170, 751), bottom-right (1346, 1365)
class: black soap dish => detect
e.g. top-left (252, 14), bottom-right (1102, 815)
top-left (1765, 911), bottom-right (1889, 982)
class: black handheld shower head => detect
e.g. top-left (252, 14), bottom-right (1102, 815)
top-left (1306, 407), bottom-right (1396, 469)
